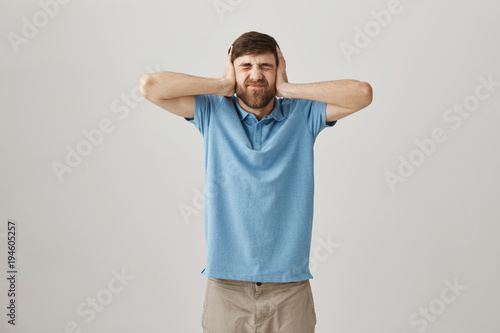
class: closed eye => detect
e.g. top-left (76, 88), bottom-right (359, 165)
top-left (239, 63), bottom-right (274, 69)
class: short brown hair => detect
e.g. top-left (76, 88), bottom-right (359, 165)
top-left (229, 31), bottom-right (280, 66)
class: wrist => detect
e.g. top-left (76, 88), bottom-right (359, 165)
top-left (217, 77), bottom-right (235, 96)
top-left (277, 82), bottom-right (293, 98)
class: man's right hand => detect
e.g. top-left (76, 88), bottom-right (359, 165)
top-left (218, 45), bottom-right (236, 97)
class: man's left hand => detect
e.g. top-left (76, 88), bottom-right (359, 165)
top-left (275, 46), bottom-right (289, 98)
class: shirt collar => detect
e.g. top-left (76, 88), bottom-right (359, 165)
top-left (233, 95), bottom-right (284, 122)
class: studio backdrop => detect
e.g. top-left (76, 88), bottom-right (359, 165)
top-left (1, 0), bottom-right (499, 332)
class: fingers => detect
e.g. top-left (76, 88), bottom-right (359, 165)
top-left (226, 45), bottom-right (234, 69)
top-left (276, 45), bottom-right (285, 66)
top-left (275, 45), bottom-right (288, 90)
top-left (225, 46), bottom-right (233, 69)
top-left (223, 45), bottom-right (236, 91)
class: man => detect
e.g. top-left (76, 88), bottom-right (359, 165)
top-left (140, 31), bottom-right (372, 333)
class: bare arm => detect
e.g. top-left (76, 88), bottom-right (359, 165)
top-left (275, 46), bottom-right (372, 122)
top-left (278, 80), bottom-right (373, 122)
top-left (139, 47), bottom-right (236, 118)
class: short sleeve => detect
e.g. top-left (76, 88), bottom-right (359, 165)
top-left (300, 99), bottom-right (337, 139)
top-left (184, 94), bottom-right (224, 136)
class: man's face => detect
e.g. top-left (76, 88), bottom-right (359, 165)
top-left (233, 52), bottom-right (277, 109)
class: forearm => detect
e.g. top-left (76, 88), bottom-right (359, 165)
top-left (140, 71), bottom-right (232, 100)
top-left (279, 80), bottom-right (372, 110)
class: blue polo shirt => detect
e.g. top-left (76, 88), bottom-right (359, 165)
top-left (184, 94), bottom-right (337, 282)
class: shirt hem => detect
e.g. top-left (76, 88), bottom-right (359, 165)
top-left (201, 268), bottom-right (314, 283)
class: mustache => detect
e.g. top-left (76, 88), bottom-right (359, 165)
top-left (245, 79), bottom-right (267, 86)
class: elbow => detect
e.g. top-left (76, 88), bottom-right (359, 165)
top-left (139, 73), bottom-right (155, 99)
top-left (360, 81), bottom-right (373, 108)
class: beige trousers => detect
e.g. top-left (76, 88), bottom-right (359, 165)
top-left (201, 277), bottom-right (317, 333)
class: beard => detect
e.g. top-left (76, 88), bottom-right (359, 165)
top-left (236, 79), bottom-right (276, 109)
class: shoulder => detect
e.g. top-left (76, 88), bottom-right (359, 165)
top-left (196, 94), bottom-right (235, 113)
top-left (195, 94), bottom-right (227, 105)
top-left (279, 97), bottom-right (324, 114)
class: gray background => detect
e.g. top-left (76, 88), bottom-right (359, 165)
top-left (1, 0), bottom-right (499, 332)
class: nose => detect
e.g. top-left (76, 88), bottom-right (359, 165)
top-left (249, 66), bottom-right (263, 81)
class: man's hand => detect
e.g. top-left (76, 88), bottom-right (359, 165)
top-left (219, 45), bottom-right (236, 97)
top-left (275, 46), bottom-right (289, 98)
